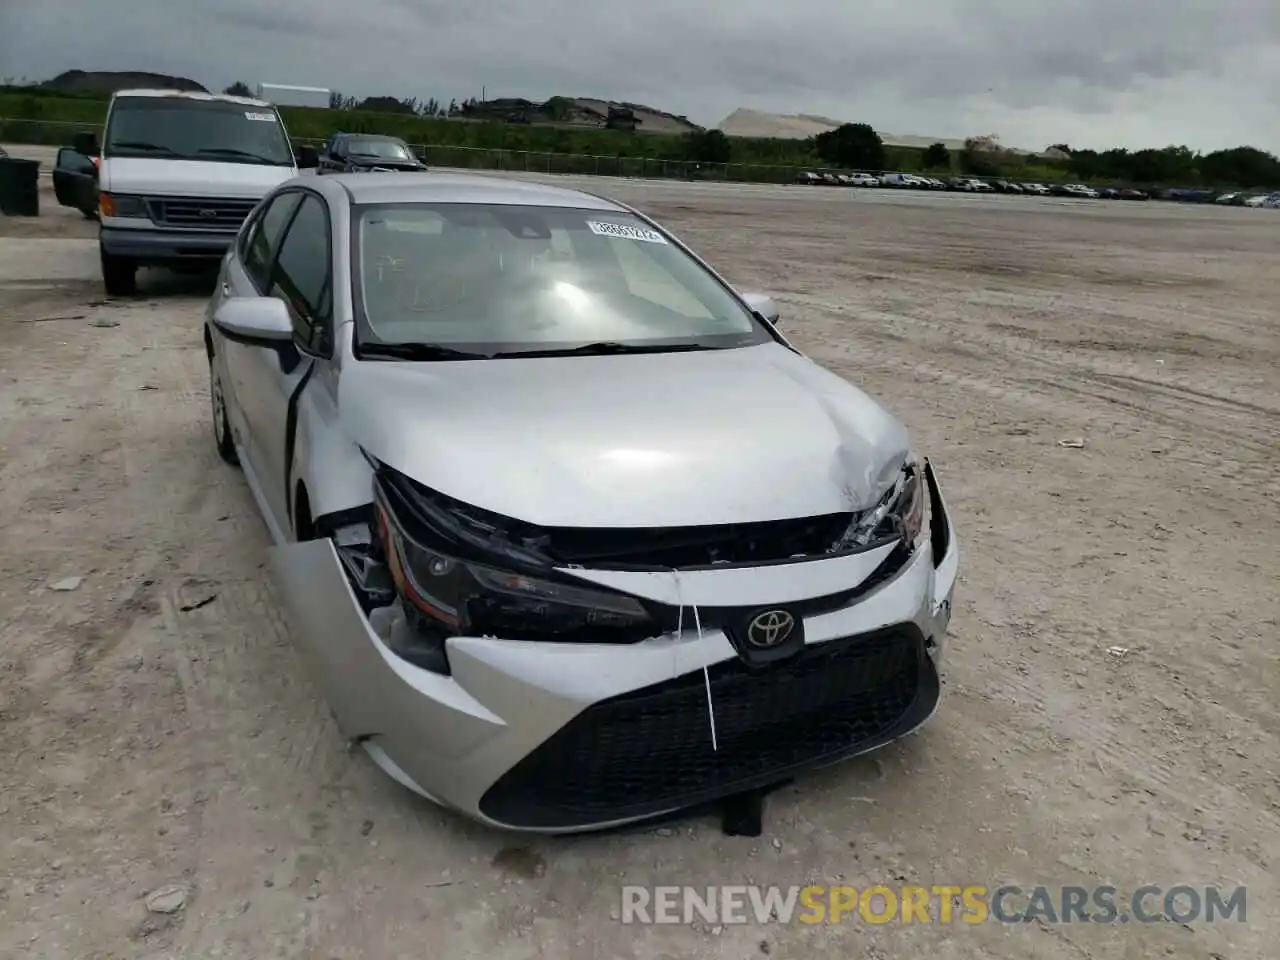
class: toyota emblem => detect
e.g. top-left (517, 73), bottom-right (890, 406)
top-left (198, 209), bottom-right (218, 219)
top-left (745, 609), bottom-right (796, 649)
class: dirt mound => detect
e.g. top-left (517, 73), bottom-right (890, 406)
top-left (40, 70), bottom-right (206, 95)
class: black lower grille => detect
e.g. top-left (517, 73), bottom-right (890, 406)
top-left (145, 196), bottom-right (256, 230)
top-left (480, 625), bottom-right (937, 828)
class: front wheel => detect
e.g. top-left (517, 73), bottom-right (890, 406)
top-left (100, 247), bottom-right (137, 297)
top-left (210, 355), bottom-right (239, 467)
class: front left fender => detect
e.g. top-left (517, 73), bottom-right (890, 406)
top-left (292, 366), bottom-right (374, 523)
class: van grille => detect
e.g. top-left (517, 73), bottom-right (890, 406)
top-left (145, 196), bottom-right (257, 230)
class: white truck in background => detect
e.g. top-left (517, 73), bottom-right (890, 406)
top-left (50, 88), bottom-right (319, 295)
top-left (256, 83), bottom-right (332, 110)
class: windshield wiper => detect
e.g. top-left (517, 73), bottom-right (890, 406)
top-left (491, 341), bottom-right (717, 359)
top-left (110, 140), bottom-right (181, 156)
top-left (359, 342), bottom-right (489, 362)
top-left (196, 147), bottom-right (286, 164)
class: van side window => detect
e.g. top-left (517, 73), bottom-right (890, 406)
top-left (242, 193), bottom-right (302, 291)
top-left (269, 194), bottom-right (333, 355)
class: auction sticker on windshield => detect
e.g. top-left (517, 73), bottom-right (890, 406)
top-left (245, 112), bottom-right (277, 122)
top-left (586, 221), bottom-right (668, 244)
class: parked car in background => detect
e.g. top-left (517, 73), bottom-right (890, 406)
top-left (796, 171), bottom-right (823, 185)
top-left (203, 172), bottom-right (960, 833)
top-left (921, 177), bottom-right (947, 190)
top-left (1242, 194), bottom-right (1269, 207)
top-left (1165, 188), bottom-right (1216, 203)
top-left (318, 133), bottom-right (426, 175)
top-left (1022, 183), bottom-right (1050, 196)
top-left (989, 180), bottom-right (1022, 194)
top-left (847, 173), bottom-right (880, 187)
top-left (1050, 184), bottom-right (1098, 199)
top-left (1261, 193), bottom-right (1280, 209)
top-left (955, 179), bottom-right (993, 193)
top-left (1118, 188), bottom-right (1149, 201)
top-left (1097, 188), bottom-right (1120, 199)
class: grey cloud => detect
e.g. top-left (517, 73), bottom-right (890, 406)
top-left (0, 0), bottom-right (1277, 151)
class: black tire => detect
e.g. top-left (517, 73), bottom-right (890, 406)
top-left (100, 247), bottom-right (137, 297)
top-left (209, 355), bottom-right (239, 467)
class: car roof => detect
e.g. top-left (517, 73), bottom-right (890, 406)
top-left (111, 88), bottom-right (273, 108)
top-left (323, 172), bottom-right (628, 211)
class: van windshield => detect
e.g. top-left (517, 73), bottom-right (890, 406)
top-left (104, 97), bottom-right (295, 166)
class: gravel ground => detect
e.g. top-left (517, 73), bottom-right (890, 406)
top-left (1, 152), bottom-right (1277, 960)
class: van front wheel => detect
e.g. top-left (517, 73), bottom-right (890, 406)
top-left (100, 247), bottom-right (137, 297)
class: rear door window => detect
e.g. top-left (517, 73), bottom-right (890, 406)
top-left (269, 194), bottom-right (333, 354)
top-left (242, 192), bottom-right (302, 289)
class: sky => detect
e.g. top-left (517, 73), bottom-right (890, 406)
top-left (1, 0), bottom-right (1277, 154)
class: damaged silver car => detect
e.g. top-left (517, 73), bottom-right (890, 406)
top-left (204, 172), bottom-right (960, 833)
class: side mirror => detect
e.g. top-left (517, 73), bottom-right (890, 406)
top-left (295, 145), bottom-right (319, 169)
top-left (741, 291), bottom-right (781, 326)
top-left (72, 132), bottom-right (99, 157)
top-left (213, 297), bottom-right (295, 345)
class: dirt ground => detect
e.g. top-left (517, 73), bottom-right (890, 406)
top-left (1, 152), bottom-right (1277, 960)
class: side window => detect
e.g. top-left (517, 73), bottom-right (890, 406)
top-left (270, 194), bottom-right (333, 354)
top-left (56, 148), bottom-right (95, 175)
top-left (242, 193), bottom-right (302, 290)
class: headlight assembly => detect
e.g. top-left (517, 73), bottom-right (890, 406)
top-left (99, 193), bottom-right (148, 218)
top-left (831, 458), bottom-right (927, 551)
top-left (372, 476), bottom-right (655, 674)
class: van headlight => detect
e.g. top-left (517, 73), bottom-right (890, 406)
top-left (99, 193), bottom-right (148, 218)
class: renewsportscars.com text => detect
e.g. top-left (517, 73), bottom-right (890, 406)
top-left (620, 884), bottom-right (1247, 926)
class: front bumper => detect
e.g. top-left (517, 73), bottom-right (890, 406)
top-left (270, 463), bottom-right (960, 833)
top-left (100, 225), bottom-right (237, 263)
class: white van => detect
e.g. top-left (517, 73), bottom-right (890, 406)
top-left (52, 89), bottom-right (319, 295)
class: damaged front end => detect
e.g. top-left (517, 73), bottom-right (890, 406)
top-left (339, 456), bottom-right (932, 675)
top-left (273, 453), bottom-right (957, 831)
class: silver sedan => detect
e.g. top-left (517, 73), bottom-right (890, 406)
top-left (204, 171), bottom-right (960, 833)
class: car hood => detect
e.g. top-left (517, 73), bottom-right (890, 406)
top-left (347, 157), bottom-right (424, 171)
top-left (100, 157), bottom-right (296, 198)
top-left (339, 341), bottom-right (911, 528)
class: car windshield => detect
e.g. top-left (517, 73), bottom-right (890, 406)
top-left (353, 203), bottom-right (770, 356)
top-left (103, 97), bottom-right (294, 165)
top-left (349, 139), bottom-right (414, 160)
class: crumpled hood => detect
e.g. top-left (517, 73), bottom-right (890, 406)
top-left (340, 341), bottom-right (910, 527)
top-left (100, 157), bottom-right (295, 198)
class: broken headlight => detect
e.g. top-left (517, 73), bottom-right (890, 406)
top-left (830, 458), bottom-right (927, 551)
top-left (372, 478), bottom-right (655, 673)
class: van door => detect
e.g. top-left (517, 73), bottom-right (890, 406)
top-left (52, 148), bottom-right (98, 214)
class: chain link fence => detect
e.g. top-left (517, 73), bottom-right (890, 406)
top-left (3, 118), bottom-right (814, 184)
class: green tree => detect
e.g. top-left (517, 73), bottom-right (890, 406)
top-left (1199, 146), bottom-right (1280, 187)
top-left (961, 134), bottom-right (1004, 175)
top-left (813, 123), bottom-right (884, 170)
top-left (685, 129), bottom-right (731, 164)
top-left (922, 142), bottom-right (950, 169)
top-left (223, 81), bottom-right (252, 97)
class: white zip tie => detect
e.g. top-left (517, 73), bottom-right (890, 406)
top-left (671, 568), bottom-right (718, 753)
top-left (694, 600), bottom-right (718, 752)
